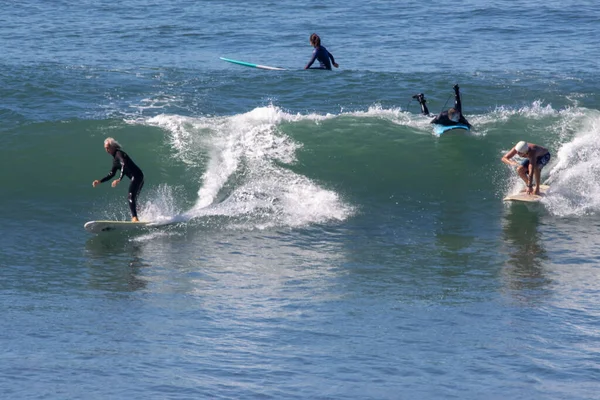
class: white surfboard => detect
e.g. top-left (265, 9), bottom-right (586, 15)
top-left (84, 220), bottom-right (153, 233)
top-left (503, 184), bottom-right (550, 203)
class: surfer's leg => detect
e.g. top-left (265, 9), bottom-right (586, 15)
top-left (517, 160), bottom-right (530, 185)
top-left (533, 153), bottom-right (551, 195)
top-left (453, 85), bottom-right (463, 114)
top-left (412, 93), bottom-right (430, 115)
top-left (128, 177), bottom-right (144, 221)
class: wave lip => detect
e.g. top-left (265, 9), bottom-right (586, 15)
top-left (143, 105), bottom-right (355, 229)
top-left (543, 111), bottom-right (600, 216)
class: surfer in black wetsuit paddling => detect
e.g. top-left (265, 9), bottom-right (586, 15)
top-left (305, 33), bottom-right (339, 70)
top-left (92, 137), bottom-right (145, 222)
top-left (413, 84), bottom-right (472, 128)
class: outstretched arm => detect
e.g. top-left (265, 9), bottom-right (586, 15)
top-left (98, 165), bottom-right (118, 184)
top-left (501, 148), bottom-right (519, 167)
top-left (305, 49), bottom-right (318, 69)
top-left (328, 51), bottom-right (339, 68)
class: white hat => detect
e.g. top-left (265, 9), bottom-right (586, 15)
top-left (515, 141), bottom-right (528, 153)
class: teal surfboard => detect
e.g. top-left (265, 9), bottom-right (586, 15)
top-left (220, 57), bottom-right (286, 71)
top-left (434, 123), bottom-right (470, 135)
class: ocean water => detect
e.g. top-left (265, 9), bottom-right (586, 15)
top-left (2, 1), bottom-right (600, 398)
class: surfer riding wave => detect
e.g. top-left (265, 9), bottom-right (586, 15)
top-left (92, 137), bottom-right (145, 222)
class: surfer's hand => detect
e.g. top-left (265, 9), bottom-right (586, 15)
top-left (111, 179), bottom-right (120, 188)
top-left (92, 180), bottom-right (100, 188)
top-left (333, 62), bottom-right (339, 68)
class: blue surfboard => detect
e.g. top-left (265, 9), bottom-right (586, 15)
top-left (220, 57), bottom-right (286, 71)
top-left (433, 124), bottom-right (470, 135)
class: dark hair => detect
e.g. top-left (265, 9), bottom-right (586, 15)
top-left (309, 33), bottom-right (321, 47)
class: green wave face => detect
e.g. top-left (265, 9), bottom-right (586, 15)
top-left (4, 104), bottom-right (599, 229)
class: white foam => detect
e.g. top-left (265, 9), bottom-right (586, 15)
top-left (348, 104), bottom-right (430, 130)
top-left (138, 184), bottom-right (184, 224)
top-left (140, 101), bottom-right (600, 222)
top-left (542, 111), bottom-right (600, 216)
top-left (143, 105), bottom-right (355, 229)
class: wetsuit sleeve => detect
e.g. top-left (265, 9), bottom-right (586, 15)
top-left (99, 163), bottom-right (118, 183)
top-left (114, 151), bottom-right (127, 181)
top-left (305, 49), bottom-right (318, 69)
top-left (328, 50), bottom-right (336, 64)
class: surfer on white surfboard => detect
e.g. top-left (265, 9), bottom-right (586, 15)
top-left (501, 141), bottom-right (551, 195)
top-left (92, 137), bottom-right (145, 222)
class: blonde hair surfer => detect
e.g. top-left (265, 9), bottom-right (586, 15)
top-left (92, 138), bottom-right (145, 222)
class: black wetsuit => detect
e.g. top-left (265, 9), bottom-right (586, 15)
top-left (100, 149), bottom-right (144, 218)
top-left (430, 89), bottom-right (471, 127)
top-left (415, 94), bottom-right (430, 115)
top-left (305, 45), bottom-right (336, 70)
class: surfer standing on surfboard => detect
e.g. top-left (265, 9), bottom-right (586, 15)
top-left (501, 141), bottom-right (551, 195)
top-left (305, 33), bottom-right (339, 70)
top-left (413, 84), bottom-right (472, 128)
top-left (92, 138), bottom-right (145, 222)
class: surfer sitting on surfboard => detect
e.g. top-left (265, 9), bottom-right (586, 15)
top-left (413, 84), bottom-right (472, 128)
top-left (501, 141), bottom-right (551, 195)
top-left (92, 138), bottom-right (145, 222)
top-left (305, 33), bottom-right (339, 70)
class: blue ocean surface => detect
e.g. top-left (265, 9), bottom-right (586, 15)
top-left (1, 1), bottom-right (600, 399)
